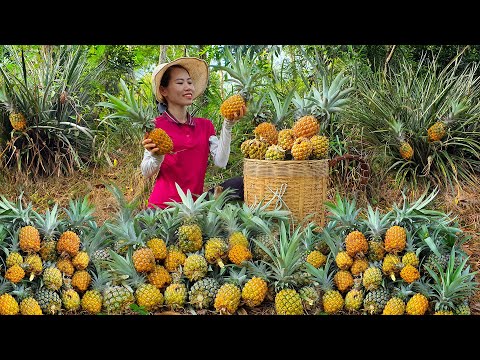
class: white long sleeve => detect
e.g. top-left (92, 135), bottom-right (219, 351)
top-left (209, 120), bottom-right (233, 168)
top-left (140, 149), bottom-right (165, 179)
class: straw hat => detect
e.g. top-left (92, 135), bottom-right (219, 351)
top-left (151, 57), bottom-right (209, 103)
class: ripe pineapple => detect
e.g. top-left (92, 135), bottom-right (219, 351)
top-left (19, 225), bottom-right (41, 253)
top-left (399, 264), bottom-right (420, 283)
top-left (362, 264), bottom-right (383, 291)
top-left (11, 283), bottom-right (43, 315)
top-left (382, 284), bottom-right (412, 315)
top-left (344, 230), bottom-right (368, 258)
top-left (24, 253), bottom-right (43, 277)
top-left (277, 129), bottom-right (295, 151)
top-left (61, 287), bottom-right (81, 312)
top-left (2, 235), bottom-right (23, 268)
top-left (5, 263), bottom-right (26, 283)
top-left (254, 122), bottom-right (278, 145)
top-left (188, 277), bottom-right (220, 310)
top-left (382, 253), bottom-right (402, 280)
top-left (71, 269), bottom-right (92, 292)
top-left (146, 238), bottom-right (167, 261)
top-left (399, 142), bottom-right (414, 161)
top-left (228, 244), bottom-right (252, 265)
top-left (145, 127), bottom-right (174, 155)
top-left (405, 293), bottom-right (429, 315)
top-left (335, 251), bottom-right (353, 271)
top-left (0, 279), bottom-right (19, 315)
top-left (242, 261), bottom-right (271, 308)
top-left (56, 257), bottom-right (75, 277)
top-left (9, 111), bottom-right (27, 131)
top-left (401, 234), bottom-right (420, 268)
top-left (291, 137), bottom-right (313, 160)
top-left (344, 287), bottom-right (364, 312)
top-left (384, 225), bottom-right (406, 253)
top-left (241, 138), bottom-right (269, 159)
top-left (214, 47), bottom-right (262, 121)
top-left (309, 135), bottom-right (329, 159)
top-left (177, 223), bottom-right (203, 253)
top-left (42, 264), bottom-right (63, 291)
top-left (350, 257), bottom-right (369, 276)
top-left (204, 237), bottom-right (228, 268)
top-left (275, 288), bottom-right (303, 315)
top-left (218, 203), bottom-right (250, 249)
top-left (291, 91), bottom-right (319, 139)
top-left (265, 144), bottom-right (286, 160)
top-left (56, 230), bottom-right (81, 257)
top-left (306, 250), bottom-right (327, 268)
top-left (183, 253), bottom-right (208, 282)
top-left (361, 204), bottom-right (390, 262)
top-left (164, 245), bottom-right (186, 272)
top-left (427, 100), bottom-right (467, 142)
top-left (147, 264), bottom-right (172, 289)
top-left (164, 282), bottom-right (188, 311)
top-left (333, 269), bottom-right (354, 293)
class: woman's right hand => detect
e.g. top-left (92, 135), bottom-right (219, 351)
top-left (142, 138), bottom-right (160, 154)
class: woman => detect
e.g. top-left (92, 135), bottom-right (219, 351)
top-left (141, 57), bottom-right (245, 208)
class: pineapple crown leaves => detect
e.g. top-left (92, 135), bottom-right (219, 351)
top-left (361, 204), bottom-right (392, 241)
top-left (239, 197), bottom-right (290, 225)
top-left (211, 47), bottom-right (264, 98)
top-left (325, 192), bottom-right (361, 233)
top-left (0, 192), bottom-right (35, 228)
top-left (105, 219), bottom-right (145, 249)
top-left (317, 221), bottom-right (342, 256)
top-left (309, 72), bottom-right (354, 120)
top-left (105, 182), bottom-right (142, 224)
top-left (97, 78), bottom-right (156, 133)
top-left (82, 225), bottom-right (113, 257)
top-left (63, 195), bottom-right (96, 233)
top-left (222, 264), bottom-right (248, 287)
top-left (292, 90), bottom-right (317, 118)
top-left (0, 275), bottom-right (14, 294)
top-left (424, 247), bottom-right (478, 310)
top-left (304, 254), bottom-right (335, 291)
top-left (268, 88), bottom-right (295, 126)
top-left (244, 260), bottom-right (273, 282)
top-left (164, 183), bottom-right (214, 224)
top-left (106, 248), bottom-right (146, 290)
top-left (32, 203), bottom-right (63, 241)
top-left (215, 202), bottom-right (245, 235)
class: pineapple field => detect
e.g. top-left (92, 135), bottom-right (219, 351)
top-left (0, 45), bottom-right (480, 315)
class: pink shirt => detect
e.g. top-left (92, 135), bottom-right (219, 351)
top-left (147, 113), bottom-right (215, 208)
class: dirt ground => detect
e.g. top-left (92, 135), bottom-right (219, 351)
top-left (1, 159), bottom-right (479, 315)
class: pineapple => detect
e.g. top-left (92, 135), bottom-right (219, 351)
top-left (389, 118), bottom-right (414, 160)
top-left (0, 93), bottom-right (27, 131)
top-left (10, 282), bottom-right (43, 315)
top-left (0, 278), bottom-right (19, 315)
top-left (35, 286), bottom-right (62, 314)
top-left (227, 244), bottom-right (252, 265)
top-left (298, 285), bottom-right (321, 311)
top-left (344, 230), bottom-right (368, 258)
top-left (382, 283), bottom-right (412, 315)
top-left (425, 248), bottom-right (477, 315)
top-left (362, 263), bottom-right (383, 291)
top-left (291, 96), bottom-right (319, 139)
top-left (306, 250), bottom-right (327, 269)
top-left (102, 283), bottom-right (135, 315)
top-left (42, 263), bottom-right (63, 291)
top-left (56, 230), bottom-right (81, 257)
top-left (242, 260), bottom-right (271, 308)
top-left (333, 269), bottom-right (354, 293)
top-left (61, 287), bottom-right (81, 312)
top-left (56, 257), bottom-right (75, 277)
top-left (147, 264), bottom-right (172, 289)
top-left (241, 138), bottom-right (269, 159)
top-left (218, 203), bottom-right (249, 249)
top-left (9, 111), bottom-right (27, 131)
top-left (382, 253), bottom-right (402, 280)
top-left (188, 276), bottom-right (220, 310)
top-left (251, 222), bottom-right (307, 315)
top-left (405, 292), bottom-right (429, 315)
top-left (401, 234), bottom-right (420, 268)
top-left (24, 253), bottom-right (43, 277)
top-left (265, 144), bottom-right (286, 160)
top-left (146, 238), bottom-right (168, 262)
top-left (71, 269), bottom-right (92, 293)
top-left (183, 253), bottom-right (208, 282)
top-left (277, 129), bottom-right (295, 151)
top-left (5, 263), bottom-right (26, 283)
top-left (254, 122), bottom-right (278, 145)
top-left (1, 234), bottom-right (23, 268)
top-left (427, 100), bottom-right (467, 142)
top-left (204, 237), bottom-right (228, 268)
top-left (344, 286), bottom-right (364, 312)
top-left (399, 142), bottom-right (414, 161)
top-left (363, 286), bottom-right (390, 315)
top-left (291, 137), bottom-right (313, 160)
top-left (361, 204), bottom-right (389, 262)
top-left (164, 282), bottom-right (188, 311)
top-left (72, 250), bottom-right (90, 271)
top-left (177, 223), bottom-right (203, 254)
top-left (19, 225), bottom-right (41, 253)
top-left (399, 264), bottom-right (420, 283)
top-left (350, 257), bottom-right (369, 276)
top-left (309, 135), bottom-right (329, 159)
top-left (145, 127), bottom-right (174, 155)
top-left (164, 245), bottom-right (186, 272)
top-left (324, 193), bottom-right (361, 235)
top-left (214, 265), bottom-right (247, 314)
top-left (214, 47), bottom-right (263, 121)
top-left (384, 225), bottom-right (406, 254)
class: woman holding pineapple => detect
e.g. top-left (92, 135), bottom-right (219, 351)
top-left (141, 57), bottom-right (246, 208)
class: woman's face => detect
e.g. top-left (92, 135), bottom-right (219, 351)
top-left (160, 66), bottom-right (195, 106)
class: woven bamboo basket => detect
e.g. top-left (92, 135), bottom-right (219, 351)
top-left (243, 158), bottom-right (329, 227)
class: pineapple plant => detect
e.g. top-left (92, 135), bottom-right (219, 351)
top-left (389, 118), bottom-right (414, 160)
top-left (213, 46), bottom-right (263, 121)
top-left (81, 264), bottom-right (112, 314)
top-left (33, 203), bottom-right (62, 262)
top-left (11, 282), bottom-right (43, 315)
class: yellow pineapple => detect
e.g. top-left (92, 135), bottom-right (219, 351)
top-left (291, 137), bottom-right (313, 160)
top-left (204, 237), bottom-right (228, 268)
top-left (399, 264), bottom-right (420, 283)
top-left (214, 266), bottom-right (246, 315)
top-left (146, 238), bottom-right (167, 261)
top-left (147, 264), bottom-right (172, 289)
top-left (42, 264), bottom-right (63, 291)
top-left (145, 127), bottom-right (174, 155)
top-left (333, 269), bottom-right (354, 293)
top-left (335, 250), bottom-right (353, 271)
top-left (72, 250), bottom-right (90, 271)
top-left (56, 257), bottom-right (75, 277)
top-left (310, 135), bottom-right (329, 159)
top-left (382, 253), bottom-right (402, 280)
top-left (254, 122), bottom-right (278, 145)
top-left (19, 297), bottom-right (43, 315)
top-left (0, 279), bottom-right (19, 315)
top-left (389, 119), bottom-right (414, 160)
top-left (275, 288), bottom-right (303, 315)
top-left (183, 253), bottom-right (208, 282)
top-left (9, 112), bottom-right (27, 131)
top-left (132, 247), bottom-right (156, 273)
top-left (292, 115), bottom-right (319, 139)
top-left (277, 129), bottom-right (295, 151)
top-left (306, 250), bottom-right (327, 268)
top-left (56, 230), bottom-right (81, 257)
top-left (177, 223), bottom-right (203, 253)
top-left (362, 264), bottom-right (383, 291)
top-left (164, 282), bottom-right (188, 311)
top-left (71, 269), bottom-right (92, 292)
top-left (344, 288), bottom-right (364, 312)
top-left (382, 297), bottom-right (406, 315)
top-left (384, 225), bottom-right (406, 253)
top-left (19, 225), bottom-right (41, 253)
top-left (164, 245), bottom-right (186, 272)
top-left (344, 230), bottom-right (369, 258)
top-left (265, 144), bottom-right (286, 160)
top-left (81, 264), bottom-right (111, 315)
top-left (61, 287), bottom-right (81, 312)
top-left (5, 264), bottom-right (25, 283)
top-left (427, 100), bottom-right (468, 142)
top-left (405, 293), bottom-right (429, 315)
top-left (24, 253), bottom-right (43, 277)
top-left (350, 257), bottom-right (369, 276)
top-left (242, 261), bottom-right (270, 308)
top-left (241, 138), bottom-right (269, 159)
top-left (399, 142), bottom-right (414, 160)
top-left (3, 235), bottom-right (23, 268)
top-left (228, 244), bottom-right (252, 265)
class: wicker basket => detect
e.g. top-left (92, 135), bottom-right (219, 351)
top-left (243, 158), bottom-right (329, 227)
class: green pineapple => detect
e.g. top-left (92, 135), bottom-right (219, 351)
top-left (188, 276), bottom-right (220, 310)
top-left (35, 286), bottom-right (62, 315)
top-left (164, 282), bottom-right (188, 311)
top-left (183, 253), bottom-right (208, 282)
top-left (363, 286), bottom-right (390, 315)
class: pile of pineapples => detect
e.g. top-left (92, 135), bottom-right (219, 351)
top-left (0, 184), bottom-right (476, 315)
